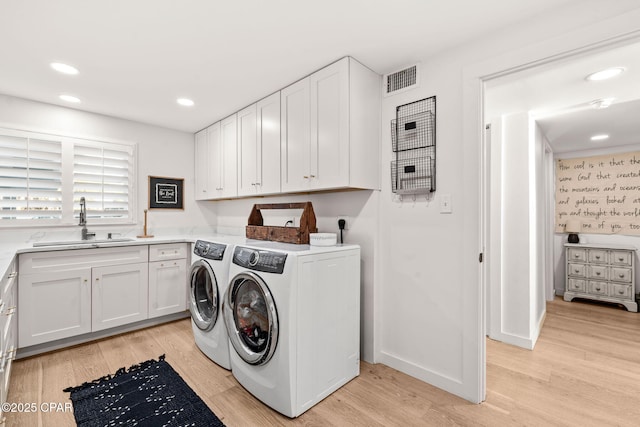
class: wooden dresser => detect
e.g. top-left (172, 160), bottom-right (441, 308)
top-left (564, 243), bottom-right (637, 312)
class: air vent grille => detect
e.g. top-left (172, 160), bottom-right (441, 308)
top-left (385, 65), bottom-right (418, 95)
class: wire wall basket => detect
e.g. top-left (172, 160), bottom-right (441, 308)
top-left (391, 96), bottom-right (436, 195)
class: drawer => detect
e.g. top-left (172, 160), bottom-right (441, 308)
top-left (587, 265), bottom-right (608, 280)
top-left (567, 279), bottom-right (586, 293)
top-left (611, 251), bottom-right (633, 266)
top-left (611, 267), bottom-right (632, 283)
top-left (567, 263), bottom-right (586, 278)
top-left (610, 283), bottom-right (632, 299)
top-left (149, 243), bottom-right (188, 262)
top-left (588, 249), bottom-right (608, 264)
top-left (567, 248), bottom-right (586, 262)
top-left (587, 281), bottom-right (608, 296)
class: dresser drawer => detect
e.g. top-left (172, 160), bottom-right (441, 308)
top-left (611, 267), bottom-right (632, 283)
top-left (587, 265), bottom-right (608, 280)
top-left (568, 263), bottom-right (586, 278)
top-left (611, 251), bottom-right (633, 267)
top-left (567, 279), bottom-right (586, 293)
top-left (588, 249), bottom-right (608, 264)
top-left (587, 281), bottom-right (608, 296)
top-left (567, 248), bottom-right (586, 262)
top-left (610, 283), bottom-right (632, 299)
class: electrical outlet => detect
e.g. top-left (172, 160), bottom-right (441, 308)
top-left (337, 216), bottom-right (350, 230)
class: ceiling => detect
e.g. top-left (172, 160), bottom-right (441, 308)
top-left (0, 0), bottom-right (584, 134)
top-left (486, 40), bottom-right (640, 153)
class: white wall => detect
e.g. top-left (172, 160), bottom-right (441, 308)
top-left (0, 94), bottom-right (216, 243)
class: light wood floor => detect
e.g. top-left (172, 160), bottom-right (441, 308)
top-left (7, 297), bottom-right (640, 426)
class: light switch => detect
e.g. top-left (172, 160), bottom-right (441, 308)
top-left (440, 194), bottom-right (452, 214)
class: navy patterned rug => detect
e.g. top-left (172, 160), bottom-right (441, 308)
top-left (64, 355), bottom-right (225, 427)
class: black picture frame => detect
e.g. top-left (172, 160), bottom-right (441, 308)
top-left (148, 176), bottom-right (184, 210)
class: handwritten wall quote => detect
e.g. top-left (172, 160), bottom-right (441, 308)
top-left (555, 151), bottom-right (640, 236)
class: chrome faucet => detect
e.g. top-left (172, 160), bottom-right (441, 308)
top-left (79, 197), bottom-right (95, 240)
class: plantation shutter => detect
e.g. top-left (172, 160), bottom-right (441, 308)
top-left (73, 142), bottom-right (133, 220)
top-left (0, 135), bottom-right (63, 220)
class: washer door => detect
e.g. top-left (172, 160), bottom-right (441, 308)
top-left (189, 259), bottom-right (219, 331)
top-left (223, 271), bottom-right (278, 365)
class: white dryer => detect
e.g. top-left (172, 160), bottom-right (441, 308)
top-left (189, 238), bottom-right (239, 370)
top-left (223, 241), bottom-right (361, 418)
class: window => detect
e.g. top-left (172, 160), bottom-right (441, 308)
top-left (0, 128), bottom-right (136, 226)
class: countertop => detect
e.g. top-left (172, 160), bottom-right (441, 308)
top-left (0, 234), bottom-right (223, 278)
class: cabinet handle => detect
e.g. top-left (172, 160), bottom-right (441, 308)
top-left (310, 175), bottom-right (316, 178)
top-left (595, 255), bottom-right (600, 259)
top-left (595, 287), bottom-right (601, 291)
top-left (619, 290), bottom-right (625, 295)
top-left (174, 262), bottom-right (177, 266)
top-left (161, 263), bottom-right (164, 267)
top-left (619, 257), bottom-right (624, 262)
top-left (4, 306), bottom-right (16, 316)
top-left (619, 274), bottom-right (625, 278)
top-left (303, 176), bottom-right (309, 179)
top-left (255, 182), bottom-right (261, 186)
top-left (574, 284), bottom-right (580, 289)
top-left (574, 254), bottom-right (579, 258)
top-left (8, 272), bottom-right (17, 279)
top-left (96, 278), bottom-right (100, 281)
top-left (595, 272), bottom-right (601, 276)
top-left (575, 269), bottom-right (580, 273)
top-left (216, 187), bottom-right (223, 190)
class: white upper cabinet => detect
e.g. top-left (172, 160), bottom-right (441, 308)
top-left (195, 56), bottom-right (380, 200)
top-left (218, 114), bottom-right (238, 199)
top-left (237, 92), bottom-right (281, 196)
top-left (282, 57), bottom-right (380, 193)
top-left (281, 78), bottom-right (311, 192)
top-left (194, 129), bottom-right (210, 200)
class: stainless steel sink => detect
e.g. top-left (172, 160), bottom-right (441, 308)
top-left (33, 238), bottom-right (135, 247)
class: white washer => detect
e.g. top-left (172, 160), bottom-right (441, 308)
top-left (189, 237), bottom-right (243, 369)
top-left (223, 241), bottom-right (361, 418)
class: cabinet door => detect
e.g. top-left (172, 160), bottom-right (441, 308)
top-left (208, 122), bottom-right (223, 197)
top-left (92, 262), bottom-right (148, 332)
top-left (18, 269), bottom-right (92, 347)
top-left (281, 78), bottom-right (310, 192)
top-left (237, 104), bottom-right (258, 197)
top-left (194, 129), bottom-right (210, 200)
top-left (148, 259), bottom-right (187, 318)
top-left (310, 58), bottom-right (350, 190)
top-left (257, 92), bottom-right (281, 195)
top-left (219, 114), bottom-right (238, 198)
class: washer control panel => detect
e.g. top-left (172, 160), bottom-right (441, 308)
top-left (193, 240), bottom-right (226, 260)
top-left (233, 246), bottom-right (287, 274)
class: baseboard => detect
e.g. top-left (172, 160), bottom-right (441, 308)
top-left (377, 350), bottom-right (472, 402)
top-left (17, 311), bottom-right (190, 359)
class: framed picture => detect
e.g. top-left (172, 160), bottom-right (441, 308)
top-left (148, 176), bottom-right (184, 209)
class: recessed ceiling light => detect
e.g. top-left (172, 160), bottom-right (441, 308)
top-left (590, 134), bottom-right (609, 141)
top-left (585, 67), bottom-right (624, 81)
top-left (59, 94), bottom-right (81, 103)
top-left (50, 62), bottom-right (79, 75)
top-left (177, 98), bottom-right (194, 107)
top-left (590, 98), bottom-right (615, 109)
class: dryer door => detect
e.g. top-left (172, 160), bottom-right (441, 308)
top-left (224, 271), bottom-right (278, 365)
top-left (189, 259), bottom-right (219, 331)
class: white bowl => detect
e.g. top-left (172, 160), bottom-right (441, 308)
top-left (310, 233), bottom-right (337, 246)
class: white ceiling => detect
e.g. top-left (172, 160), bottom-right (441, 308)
top-left (0, 0), bottom-right (583, 133)
top-left (486, 40), bottom-right (640, 153)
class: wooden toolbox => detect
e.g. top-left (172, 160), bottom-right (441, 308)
top-left (246, 202), bottom-right (318, 244)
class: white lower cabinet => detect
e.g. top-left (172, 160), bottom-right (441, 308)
top-left (149, 259), bottom-right (187, 318)
top-left (92, 262), bottom-right (149, 331)
top-left (0, 258), bottom-right (17, 415)
top-left (18, 269), bottom-right (92, 347)
top-left (19, 245), bottom-right (149, 348)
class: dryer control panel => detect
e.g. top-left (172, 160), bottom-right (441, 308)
top-left (193, 240), bottom-right (226, 260)
top-left (233, 246), bottom-right (287, 274)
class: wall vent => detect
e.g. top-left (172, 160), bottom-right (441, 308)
top-left (384, 64), bottom-right (419, 96)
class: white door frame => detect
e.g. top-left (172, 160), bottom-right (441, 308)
top-left (464, 25), bottom-right (640, 403)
